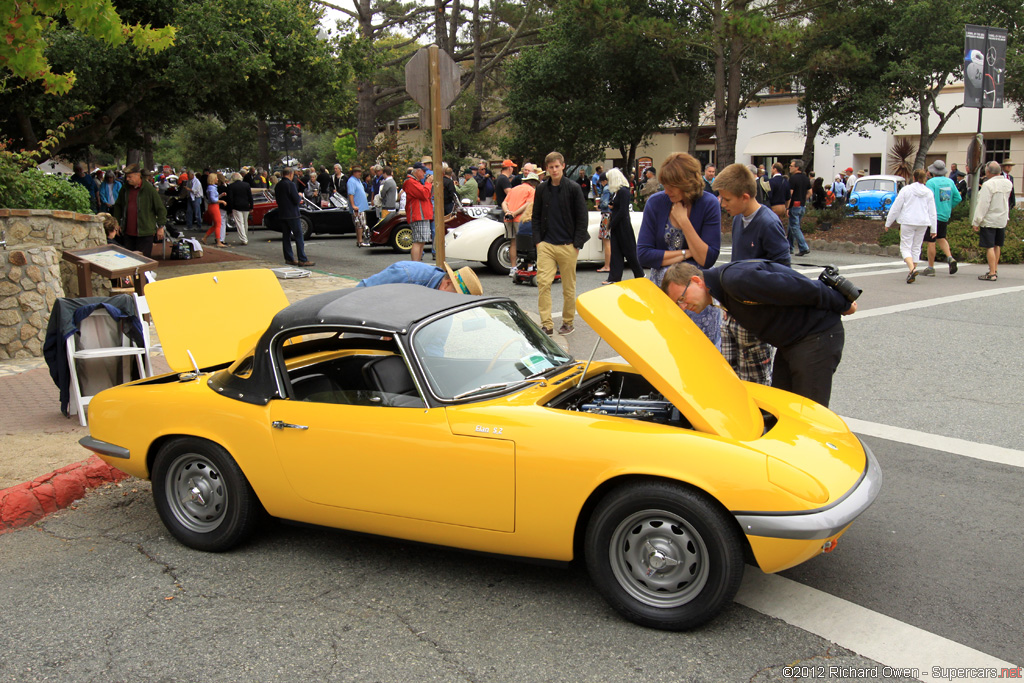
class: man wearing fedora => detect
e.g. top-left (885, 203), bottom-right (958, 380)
top-left (923, 160), bottom-right (961, 276)
top-left (356, 260), bottom-right (483, 295)
top-left (1000, 159), bottom-right (1016, 210)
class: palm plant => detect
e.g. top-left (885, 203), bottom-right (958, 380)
top-left (887, 138), bottom-right (917, 181)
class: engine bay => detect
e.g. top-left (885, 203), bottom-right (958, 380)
top-left (547, 371), bottom-right (692, 429)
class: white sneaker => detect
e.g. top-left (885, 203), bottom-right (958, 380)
top-left (509, 267), bottom-right (517, 277)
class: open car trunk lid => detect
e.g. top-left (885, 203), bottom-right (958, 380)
top-left (145, 269), bottom-right (290, 372)
top-left (577, 278), bottom-right (764, 441)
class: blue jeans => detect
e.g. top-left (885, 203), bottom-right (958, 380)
top-left (185, 197), bottom-right (202, 229)
top-left (280, 217), bottom-right (307, 263)
top-left (788, 205), bottom-right (809, 254)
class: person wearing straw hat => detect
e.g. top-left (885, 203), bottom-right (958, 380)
top-left (356, 260), bottom-right (483, 295)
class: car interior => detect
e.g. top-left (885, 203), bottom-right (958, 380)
top-left (280, 331), bottom-right (426, 408)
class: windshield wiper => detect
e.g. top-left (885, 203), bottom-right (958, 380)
top-left (452, 377), bottom-right (548, 401)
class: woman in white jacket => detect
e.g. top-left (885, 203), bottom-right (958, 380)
top-left (885, 169), bottom-right (937, 283)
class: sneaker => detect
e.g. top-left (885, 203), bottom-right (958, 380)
top-left (948, 259), bottom-right (958, 275)
top-left (558, 323), bottom-right (575, 335)
top-left (922, 266), bottom-right (935, 276)
top-left (542, 326), bottom-right (554, 336)
top-left (797, 249), bottom-right (810, 256)
top-left (509, 267), bottom-right (517, 277)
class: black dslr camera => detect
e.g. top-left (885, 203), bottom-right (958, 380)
top-left (819, 264), bottom-right (861, 302)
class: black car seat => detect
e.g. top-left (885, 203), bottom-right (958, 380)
top-left (361, 356), bottom-right (424, 407)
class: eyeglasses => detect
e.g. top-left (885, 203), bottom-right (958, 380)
top-left (674, 281), bottom-right (692, 308)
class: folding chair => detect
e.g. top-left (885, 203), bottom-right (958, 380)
top-left (65, 299), bottom-right (150, 426)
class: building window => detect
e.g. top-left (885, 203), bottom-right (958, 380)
top-left (985, 138), bottom-right (1011, 163)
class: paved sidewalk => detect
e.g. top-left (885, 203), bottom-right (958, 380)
top-left (0, 259), bottom-right (357, 529)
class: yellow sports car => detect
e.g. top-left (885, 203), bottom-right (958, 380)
top-left (81, 269), bottom-right (880, 630)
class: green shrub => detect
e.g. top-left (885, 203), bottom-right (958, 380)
top-left (878, 226), bottom-right (900, 247)
top-left (0, 157), bottom-right (91, 212)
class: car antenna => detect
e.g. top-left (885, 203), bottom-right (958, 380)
top-left (577, 338), bottom-right (601, 388)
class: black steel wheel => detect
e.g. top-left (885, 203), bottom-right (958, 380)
top-left (391, 224), bottom-right (413, 253)
top-left (486, 237), bottom-right (513, 274)
top-left (300, 216), bottom-right (315, 240)
top-left (585, 481), bottom-right (744, 630)
top-left (151, 437), bottom-right (260, 552)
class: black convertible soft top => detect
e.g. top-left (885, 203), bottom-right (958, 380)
top-left (267, 284), bottom-right (505, 334)
top-left (211, 284), bottom-right (510, 405)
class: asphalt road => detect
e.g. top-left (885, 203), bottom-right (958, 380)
top-left (2, 226), bottom-right (1021, 681)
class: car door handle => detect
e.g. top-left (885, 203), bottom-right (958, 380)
top-left (272, 421), bottom-right (309, 430)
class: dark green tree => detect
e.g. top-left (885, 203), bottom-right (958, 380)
top-left (0, 0), bottom-right (349, 164)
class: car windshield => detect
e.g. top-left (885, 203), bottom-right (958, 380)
top-left (856, 179), bottom-right (895, 193)
top-left (413, 302), bottom-right (573, 401)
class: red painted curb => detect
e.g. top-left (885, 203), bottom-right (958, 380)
top-left (0, 455), bottom-right (129, 534)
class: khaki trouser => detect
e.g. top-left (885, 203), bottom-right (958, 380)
top-left (231, 210), bottom-right (249, 244)
top-left (537, 242), bottom-right (578, 329)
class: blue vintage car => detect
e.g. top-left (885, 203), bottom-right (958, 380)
top-left (846, 175), bottom-right (906, 218)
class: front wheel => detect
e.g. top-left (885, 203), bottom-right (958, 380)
top-left (390, 224), bottom-right (413, 253)
top-left (486, 237), bottom-right (512, 274)
top-left (585, 481), bottom-right (744, 630)
top-left (151, 438), bottom-right (260, 552)
top-left (301, 216), bottom-right (314, 240)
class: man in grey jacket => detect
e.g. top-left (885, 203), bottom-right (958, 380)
top-left (378, 166), bottom-right (398, 219)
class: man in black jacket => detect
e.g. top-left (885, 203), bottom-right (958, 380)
top-left (661, 260), bottom-right (857, 407)
top-left (225, 172), bottom-right (254, 245)
top-left (531, 151), bottom-right (589, 335)
top-left (275, 168), bottom-right (313, 267)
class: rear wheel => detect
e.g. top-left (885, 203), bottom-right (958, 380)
top-left (301, 216), bottom-right (314, 240)
top-left (173, 206), bottom-right (187, 225)
top-left (391, 224), bottom-right (413, 253)
top-left (585, 481), bottom-right (744, 630)
top-left (151, 437), bottom-right (260, 552)
top-left (486, 237), bottom-right (513, 274)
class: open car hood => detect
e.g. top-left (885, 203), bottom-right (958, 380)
top-left (145, 269), bottom-right (290, 372)
top-left (577, 278), bottom-right (764, 441)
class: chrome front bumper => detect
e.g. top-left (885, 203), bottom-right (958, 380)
top-left (734, 439), bottom-right (882, 540)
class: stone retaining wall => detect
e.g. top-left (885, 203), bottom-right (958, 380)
top-left (0, 209), bottom-right (108, 359)
top-left (0, 208), bottom-right (108, 298)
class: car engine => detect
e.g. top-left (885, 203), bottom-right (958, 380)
top-left (549, 371), bottom-right (691, 428)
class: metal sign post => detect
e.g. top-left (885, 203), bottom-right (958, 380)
top-left (405, 46), bottom-right (460, 265)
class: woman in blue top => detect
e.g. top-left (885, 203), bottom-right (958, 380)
top-left (637, 152), bottom-right (723, 346)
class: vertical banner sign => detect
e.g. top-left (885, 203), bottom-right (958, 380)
top-left (964, 25), bottom-right (1007, 109)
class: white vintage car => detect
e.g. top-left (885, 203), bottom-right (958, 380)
top-left (444, 210), bottom-right (644, 274)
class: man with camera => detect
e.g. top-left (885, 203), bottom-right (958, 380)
top-left (661, 260), bottom-right (858, 408)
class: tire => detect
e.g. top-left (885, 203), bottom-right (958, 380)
top-left (173, 207), bottom-right (187, 225)
top-left (151, 437), bottom-right (260, 552)
top-left (486, 237), bottom-right (513, 274)
top-left (585, 481), bottom-right (744, 630)
top-left (390, 224), bottom-right (413, 253)
top-left (300, 216), bottom-right (314, 240)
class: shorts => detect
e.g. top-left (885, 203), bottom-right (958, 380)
top-left (923, 220), bottom-right (947, 242)
top-left (978, 227), bottom-right (1005, 249)
top-left (504, 219), bottom-right (517, 239)
top-left (411, 220), bottom-right (432, 243)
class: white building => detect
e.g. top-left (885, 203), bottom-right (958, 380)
top-left (601, 83), bottom-right (1022, 195)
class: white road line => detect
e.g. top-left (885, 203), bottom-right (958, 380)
top-left (841, 417), bottom-right (1024, 469)
top-left (847, 285), bottom-right (1024, 319)
top-left (795, 267), bottom-right (907, 279)
top-left (736, 571), bottom-right (1020, 674)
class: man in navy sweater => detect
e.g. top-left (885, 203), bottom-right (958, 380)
top-left (661, 260), bottom-right (857, 408)
top-left (713, 163), bottom-right (790, 384)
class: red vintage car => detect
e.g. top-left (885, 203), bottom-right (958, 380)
top-left (367, 203), bottom-right (502, 253)
top-left (248, 189), bottom-right (279, 227)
